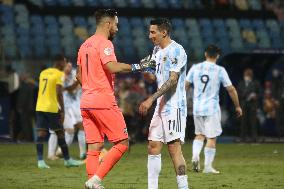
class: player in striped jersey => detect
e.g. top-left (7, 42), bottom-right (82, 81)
top-left (48, 62), bottom-right (86, 160)
top-left (139, 18), bottom-right (189, 189)
top-left (185, 45), bottom-right (242, 173)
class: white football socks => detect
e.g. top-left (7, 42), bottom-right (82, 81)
top-left (204, 147), bottom-right (216, 169)
top-left (65, 131), bottom-right (74, 146)
top-left (177, 175), bottom-right (189, 189)
top-left (192, 139), bottom-right (204, 162)
top-left (48, 132), bottom-right (57, 157)
top-left (148, 154), bottom-right (161, 189)
top-left (77, 130), bottom-right (86, 156)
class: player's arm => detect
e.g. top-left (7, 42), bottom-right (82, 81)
top-left (56, 84), bottom-right (65, 124)
top-left (104, 57), bottom-right (156, 74)
top-left (64, 80), bottom-right (80, 92)
top-left (151, 71), bottom-right (179, 101)
top-left (226, 85), bottom-right (242, 117)
top-left (104, 61), bottom-right (132, 73)
top-left (56, 84), bottom-right (64, 112)
top-left (139, 71), bottom-right (179, 116)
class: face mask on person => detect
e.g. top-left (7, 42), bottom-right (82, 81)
top-left (139, 82), bottom-right (145, 88)
top-left (244, 76), bottom-right (251, 82)
top-left (272, 69), bottom-right (279, 78)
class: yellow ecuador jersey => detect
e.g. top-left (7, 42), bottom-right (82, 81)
top-left (36, 68), bottom-right (64, 113)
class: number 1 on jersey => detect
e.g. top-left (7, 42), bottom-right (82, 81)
top-left (86, 53), bottom-right (89, 76)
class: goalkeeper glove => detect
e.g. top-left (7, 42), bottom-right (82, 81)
top-left (131, 55), bottom-right (156, 72)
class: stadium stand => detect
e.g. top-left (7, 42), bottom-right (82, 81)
top-left (1, 0), bottom-right (284, 61)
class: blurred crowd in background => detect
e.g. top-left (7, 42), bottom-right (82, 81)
top-left (0, 60), bottom-right (283, 143)
top-left (1, 0), bottom-right (284, 143)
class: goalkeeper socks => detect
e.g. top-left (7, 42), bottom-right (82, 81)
top-left (58, 138), bottom-right (70, 160)
top-left (65, 131), bottom-right (74, 146)
top-left (204, 147), bottom-right (216, 168)
top-left (95, 143), bottom-right (128, 180)
top-left (48, 132), bottom-right (57, 157)
top-left (148, 154), bottom-right (161, 189)
top-left (86, 150), bottom-right (101, 179)
top-left (192, 139), bottom-right (204, 162)
top-left (77, 130), bottom-right (86, 156)
top-left (36, 136), bottom-right (45, 160)
top-left (177, 175), bottom-right (189, 189)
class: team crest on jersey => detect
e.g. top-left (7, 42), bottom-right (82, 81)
top-left (104, 47), bottom-right (112, 56)
top-left (171, 58), bottom-right (178, 64)
top-left (163, 56), bottom-right (167, 62)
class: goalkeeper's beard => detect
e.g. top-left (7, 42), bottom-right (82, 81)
top-left (108, 32), bottom-right (116, 41)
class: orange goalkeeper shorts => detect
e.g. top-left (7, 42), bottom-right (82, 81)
top-left (81, 105), bottom-right (128, 143)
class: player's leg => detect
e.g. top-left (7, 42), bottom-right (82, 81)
top-left (56, 108), bottom-right (75, 156)
top-left (167, 139), bottom-right (189, 189)
top-left (93, 106), bottom-right (129, 180)
top-left (36, 129), bottom-right (50, 168)
top-left (47, 130), bottom-right (58, 160)
top-left (75, 122), bottom-right (86, 159)
top-left (203, 112), bottom-right (222, 174)
top-left (148, 140), bottom-right (163, 189)
top-left (163, 109), bottom-right (189, 189)
top-left (35, 112), bottom-right (50, 168)
top-left (85, 107), bottom-right (129, 189)
top-left (147, 112), bottom-right (164, 189)
top-left (192, 116), bottom-right (206, 171)
top-left (91, 139), bottom-right (129, 184)
top-left (49, 112), bottom-right (83, 167)
top-left (203, 137), bottom-right (219, 173)
top-left (192, 134), bottom-right (205, 172)
top-left (80, 110), bottom-right (103, 179)
top-left (54, 128), bottom-right (83, 167)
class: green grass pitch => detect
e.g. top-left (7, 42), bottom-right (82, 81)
top-left (0, 143), bottom-right (283, 189)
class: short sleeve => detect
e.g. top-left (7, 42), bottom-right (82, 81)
top-left (99, 40), bottom-right (117, 65)
top-left (169, 47), bottom-right (187, 72)
top-left (220, 67), bottom-right (232, 87)
top-left (186, 65), bottom-right (195, 84)
top-left (56, 72), bottom-right (64, 86)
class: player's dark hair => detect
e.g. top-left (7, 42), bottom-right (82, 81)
top-left (205, 44), bottom-right (222, 58)
top-left (53, 54), bottom-right (65, 63)
top-left (95, 9), bottom-right (118, 25)
top-left (150, 18), bottom-right (171, 35)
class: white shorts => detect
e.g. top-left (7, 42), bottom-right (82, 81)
top-left (193, 111), bottom-right (222, 138)
top-left (148, 109), bottom-right (186, 144)
top-left (63, 105), bottom-right (82, 129)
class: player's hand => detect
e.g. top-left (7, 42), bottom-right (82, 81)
top-left (140, 55), bottom-right (156, 71)
top-left (235, 106), bottom-right (242, 118)
top-left (131, 55), bottom-right (156, 72)
top-left (139, 97), bottom-right (154, 116)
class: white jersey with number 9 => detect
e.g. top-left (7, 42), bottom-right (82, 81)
top-left (186, 61), bottom-right (232, 116)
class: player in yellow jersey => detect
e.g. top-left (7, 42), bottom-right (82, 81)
top-left (35, 54), bottom-right (83, 169)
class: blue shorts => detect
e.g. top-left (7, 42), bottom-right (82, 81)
top-left (36, 111), bottom-right (63, 131)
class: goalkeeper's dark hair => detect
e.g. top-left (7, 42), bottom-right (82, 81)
top-left (150, 18), bottom-right (171, 35)
top-left (205, 44), bottom-right (222, 58)
top-left (95, 9), bottom-right (118, 25)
